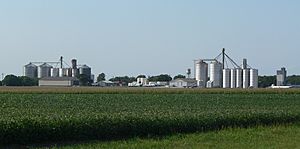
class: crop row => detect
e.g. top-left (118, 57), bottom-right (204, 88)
top-left (0, 93), bottom-right (300, 144)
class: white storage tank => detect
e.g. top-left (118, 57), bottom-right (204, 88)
top-left (72, 69), bottom-right (79, 77)
top-left (50, 68), bottom-right (60, 77)
top-left (250, 69), bottom-right (258, 88)
top-left (223, 69), bottom-right (231, 88)
top-left (59, 68), bottom-right (68, 77)
top-left (230, 69), bottom-right (237, 88)
top-left (209, 61), bottom-right (222, 88)
top-left (24, 63), bottom-right (38, 78)
top-left (195, 60), bottom-right (208, 87)
top-left (236, 68), bottom-right (243, 88)
top-left (243, 69), bottom-right (250, 88)
top-left (38, 63), bottom-right (52, 78)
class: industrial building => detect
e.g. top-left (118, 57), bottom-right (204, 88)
top-left (39, 77), bottom-right (79, 87)
top-left (276, 67), bottom-right (287, 86)
top-left (194, 49), bottom-right (258, 89)
top-left (169, 78), bottom-right (197, 88)
top-left (24, 56), bottom-right (92, 86)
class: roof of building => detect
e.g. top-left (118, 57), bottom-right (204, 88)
top-left (39, 63), bottom-right (53, 68)
top-left (25, 63), bottom-right (37, 68)
top-left (79, 64), bottom-right (90, 69)
top-left (170, 78), bottom-right (197, 83)
top-left (39, 77), bottom-right (79, 81)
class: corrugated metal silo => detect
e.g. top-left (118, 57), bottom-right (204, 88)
top-left (24, 63), bottom-right (38, 78)
top-left (223, 69), bottom-right (231, 88)
top-left (38, 63), bottom-right (52, 78)
top-left (79, 65), bottom-right (91, 78)
top-left (72, 69), bottom-right (79, 77)
top-left (250, 69), bottom-right (258, 88)
top-left (209, 61), bottom-right (222, 88)
top-left (59, 68), bottom-right (68, 77)
top-left (243, 69), bottom-right (250, 88)
top-left (195, 60), bottom-right (208, 87)
top-left (230, 69), bottom-right (236, 88)
top-left (236, 68), bottom-right (243, 88)
top-left (66, 68), bottom-right (73, 77)
top-left (50, 68), bottom-right (60, 77)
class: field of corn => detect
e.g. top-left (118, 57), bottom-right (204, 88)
top-left (1, 87), bottom-right (300, 145)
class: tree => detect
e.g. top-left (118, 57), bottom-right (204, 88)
top-left (19, 76), bottom-right (38, 86)
top-left (173, 74), bottom-right (186, 80)
top-left (0, 81), bottom-right (2, 86)
top-left (287, 75), bottom-right (300, 85)
top-left (2, 75), bottom-right (21, 86)
top-left (97, 73), bottom-right (106, 82)
top-left (77, 74), bottom-right (91, 86)
top-left (109, 76), bottom-right (136, 86)
top-left (136, 75), bottom-right (146, 78)
top-left (148, 74), bottom-right (172, 82)
top-left (258, 75), bottom-right (276, 88)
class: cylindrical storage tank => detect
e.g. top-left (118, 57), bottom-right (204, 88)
top-left (250, 69), bottom-right (258, 88)
top-left (50, 68), bottom-right (60, 77)
top-left (72, 68), bottom-right (79, 77)
top-left (71, 59), bottom-right (77, 69)
top-left (243, 69), bottom-right (250, 88)
top-left (223, 69), bottom-right (231, 88)
top-left (236, 68), bottom-right (243, 88)
top-left (195, 60), bottom-right (208, 87)
top-left (79, 65), bottom-right (92, 78)
top-left (24, 63), bottom-right (38, 78)
top-left (66, 68), bottom-right (72, 77)
top-left (210, 61), bottom-right (222, 88)
top-left (231, 69), bottom-right (237, 88)
top-left (38, 63), bottom-right (52, 78)
top-left (59, 68), bottom-right (68, 77)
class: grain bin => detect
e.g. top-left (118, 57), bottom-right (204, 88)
top-left (24, 63), bottom-right (38, 78)
top-left (38, 63), bottom-right (52, 78)
top-left (209, 61), bottom-right (222, 88)
top-left (195, 60), bottom-right (208, 87)
top-left (250, 69), bottom-right (258, 88)
top-left (243, 69), bottom-right (250, 88)
top-left (223, 69), bottom-right (231, 88)
top-left (230, 69), bottom-right (237, 88)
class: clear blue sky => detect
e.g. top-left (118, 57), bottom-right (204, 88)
top-left (0, 0), bottom-right (299, 78)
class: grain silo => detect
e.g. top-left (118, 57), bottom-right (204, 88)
top-left (24, 63), bottom-right (38, 78)
top-left (195, 60), bottom-right (208, 87)
top-left (243, 69), bottom-right (250, 88)
top-left (209, 61), bottom-right (222, 88)
top-left (223, 69), bottom-right (231, 88)
top-left (250, 69), bottom-right (258, 88)
top-left (236, 68), bottom-right (243, 88)
top-left (230, 69), bottom-right (236, 88)
top-left (50, 68), bottom-right (60, 77)
top-left (79, 65), bottom-right (91, 78)
top-left (38, 63), bottom-right (52, 78)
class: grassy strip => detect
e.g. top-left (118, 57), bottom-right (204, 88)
top-left (40, 123), bottom-right (300, 149)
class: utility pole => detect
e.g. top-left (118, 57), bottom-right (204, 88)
top-left (60, 56), bottom-right (63, 68)
top-left (222, 48), bottom-right (225, 69)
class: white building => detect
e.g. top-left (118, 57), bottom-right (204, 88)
top-left (39, 77), bottom-right (79, 86)
top-left (169, 78), bottom-right (197, 88)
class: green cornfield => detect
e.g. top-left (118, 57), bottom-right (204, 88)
top-left (1, 87), bottom-right (300, 145)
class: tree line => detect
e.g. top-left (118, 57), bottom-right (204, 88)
top-left (2, 73), bottom-right (300, 87)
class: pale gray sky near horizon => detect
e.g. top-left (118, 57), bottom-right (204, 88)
top-left (0, 0), bottom-right (299, 79)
